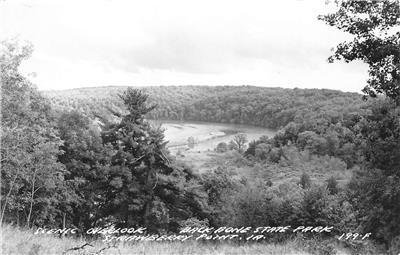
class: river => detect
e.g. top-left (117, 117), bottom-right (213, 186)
top-left (152, 120), bottom-right (277, 152)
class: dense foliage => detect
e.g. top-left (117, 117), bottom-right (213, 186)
top-left (1, 42), bottom-right (209, 233)
top-left (0, 41), bottom-right (396, 254)
top-left (1, 40), bottom-right (69, 227)
top-left (319, 0), bottom-right (400, 103)
top-left (320, 0), bottom-right (400, 250)
top-left (1, 1), bottom-right (399, 253)
top-left (44, 85), bottom-right (368, 130)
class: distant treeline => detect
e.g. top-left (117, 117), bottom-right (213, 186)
top-left (44, 86), bottom-right (378, 171)
top-left (43, 86), bottom-right (369, 129)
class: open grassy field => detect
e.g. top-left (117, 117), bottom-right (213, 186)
top-left (175, 149), bottom-right (353, 188)
top-left (160, 120), bottom-right (275, 151)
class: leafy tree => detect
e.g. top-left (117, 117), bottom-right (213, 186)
top-left (215, 142), bottom-right (228, 153)
top-left (349, 100), bottom-right (400, 246)
top-left (56, 111), bottom-right (113, 229)
top-left (254, 143), bottom-right (272, 161)
top-left (1, 40), bottom-right (68, 227)
top-left (232, 182), bottom-right (279, 227)
top-left (299, 185), bottom-right (345, 229)
top-left (360, 100), bottom-right (400, 174)
top-left (201, 167), bottom-right (241, 226)
top-left (297, 131), bottom-right (328, 155)
top-left (321, 1), bottom-right (400, 249)
top-left (230, 133), bottom-right (248, 153)
top-left (319, 0), bottom-right (400, 103)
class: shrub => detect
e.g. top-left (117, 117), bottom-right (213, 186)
top-left (326, 177), bottom-right (339, 195)
top-left (215, 142), bottom-right (228, 153)
top-left (299, 173), bottom-right (311, 189)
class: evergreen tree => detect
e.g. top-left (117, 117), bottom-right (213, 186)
top-left (101, 88), bottom-right (208, 232)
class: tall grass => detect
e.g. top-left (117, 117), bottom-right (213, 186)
top-left (1, 224), bottom-right (316, 255)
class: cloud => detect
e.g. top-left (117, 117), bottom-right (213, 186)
top-left (1, 0), bottom-right (368, 92)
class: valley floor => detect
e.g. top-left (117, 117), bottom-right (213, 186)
top-left (174, 149), bottom-right (353, 188)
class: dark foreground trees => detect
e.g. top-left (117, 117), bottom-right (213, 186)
top-left (348, 100), bottom-right (400, 246)
top-left (57, 89), bottom-right (210, 232)
top-left (0, 40), bottom-right (208, 232)
top-left (99, 88), bottom-right (208, 232)
top-left (1, 40), bottom-right (69, 227)
top-left (321, 0), bottom-right (400, 248)
top-left (319, 0), bottom-right (400, 103)
top-left (1, 5), bottom-right (400, 249)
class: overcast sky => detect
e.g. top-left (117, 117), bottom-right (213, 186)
top-left (1, 0), bottom-right (368, 92)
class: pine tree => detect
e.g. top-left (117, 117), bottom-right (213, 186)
top-left (101, 88), bottom-right (208, 232)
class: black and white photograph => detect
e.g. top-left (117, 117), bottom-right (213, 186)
top-left (1, 0), bottom-right (400, 254)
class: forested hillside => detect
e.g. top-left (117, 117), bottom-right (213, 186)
top-left (43, 86), bottom-right (369, 129)
top-left (2, 1), bottom-right (400, 254)
top-left (44, 86), bottom-right (374, 170)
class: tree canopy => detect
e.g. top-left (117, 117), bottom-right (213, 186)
top-left (319, 0), bottom-right (400, 103)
